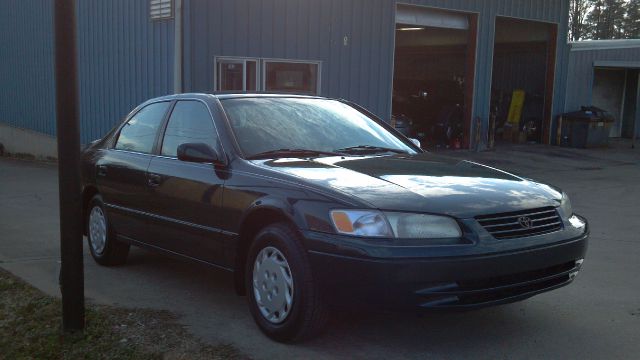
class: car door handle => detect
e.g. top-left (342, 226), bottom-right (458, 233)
top-left (147, 173), bottom-right (162, 187)
top-left (97, 165), bottom-right (107, 177)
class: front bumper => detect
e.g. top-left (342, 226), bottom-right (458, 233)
top-left (305, 231), bottom-right (588, 310)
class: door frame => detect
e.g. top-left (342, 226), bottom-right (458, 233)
top-left (463, 13), bottom-right (478, 149)
top-left (542, 22), bottom-right (558, 145)
top-left (391, 4), bottom-right (479, 149)
top-left (490, 16), bottom-right (559, 145)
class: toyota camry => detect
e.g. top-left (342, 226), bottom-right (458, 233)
top-left (81, 93), bottom-right (588, 342)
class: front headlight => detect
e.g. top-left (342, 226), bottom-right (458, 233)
top-left (560, 192), bottom-right (573, 217)
top-left (330, 210), bottom-right (393, 237)
top-left (385, 212), bottom-right (462, 239)
top-left (330, 210), bottom-right (461, 239)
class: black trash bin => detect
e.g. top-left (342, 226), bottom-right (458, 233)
top-left (561, 106), bottom-right (614, 148)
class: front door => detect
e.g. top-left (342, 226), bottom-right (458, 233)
top-left (97, 101), bottom-right (171, 242)
top-left (146, 100), bottom-right (228, 266)
top-left (592, 68), bottom-right (626, 138)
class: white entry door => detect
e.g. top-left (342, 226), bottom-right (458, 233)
top-left (592, 68), bottom-right (626, 137)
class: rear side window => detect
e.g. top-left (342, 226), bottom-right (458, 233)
top-left (115, 102), bottom-right (170, 153)
top-left (161, 101), bottom-right (219, 157)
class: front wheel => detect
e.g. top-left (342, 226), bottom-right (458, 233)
top-left (87, 194), bottom-right (130, 266)
top-left (246, 223), bottom-right (328, 342)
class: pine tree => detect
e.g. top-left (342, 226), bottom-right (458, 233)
top-left (585, 0), bottom-right (605, 39)
top-left (624, 0), bottom-right (640, 38)
top-left (607, 0), bottom-right (628, 39)
top-left (569, 0), bottom-right (592, 40)
top-left (585, 0), bottom-right (628, 39)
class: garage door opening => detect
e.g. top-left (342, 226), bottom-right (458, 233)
top-left (489, 17), bottom-right (557, 146)
top-left (391, 5), bottom-right (477, 150)
top-left (592, 68), bottom-right (639, 138)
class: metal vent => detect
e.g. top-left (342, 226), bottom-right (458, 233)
top-left (476, 207), bottom-right (562, 240)
top-left (150, 0), bottom-right (172, 20)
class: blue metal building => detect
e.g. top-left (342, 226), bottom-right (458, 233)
top-left (0, 0), bottom-right (637, 158)
top-left (566, 40), bottom-right (640, 139)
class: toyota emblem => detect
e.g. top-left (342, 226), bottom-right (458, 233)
top-left (518, 216), bottom-right (533, 229)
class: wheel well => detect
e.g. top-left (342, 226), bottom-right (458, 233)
top-left (233, 208), bottom-right (295, 296)
top-left (82, 186), bottom-right (99, 236)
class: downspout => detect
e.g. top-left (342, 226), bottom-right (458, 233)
top-left (173, 0), bottom-right (183, 94)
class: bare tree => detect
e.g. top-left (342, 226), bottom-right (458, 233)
top-left (569, 0), bottom-right (592, 41)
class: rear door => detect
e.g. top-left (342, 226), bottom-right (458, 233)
top-left (96, 101), bottom-right (171, 242)
top-left (145, 100), bottom-right (229, 266)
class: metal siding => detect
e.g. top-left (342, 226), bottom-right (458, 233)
top-left (184, 0), bottom-right (568, 141)
top-left (566, 46), bottom-right (640, 137)
top-left (183, 0), bottom-right (396, 119)
top-left (492, 48), bottom-right (548, 96)
top-left (566, 46), bottom-right (640, 111)
top-left (1, 0), bottom-right (572, 144)
top-left (77, 0), bottom-right (174, 143)
top-left (0, 0), bottom-right (56, 136)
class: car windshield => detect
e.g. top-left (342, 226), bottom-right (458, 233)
top-left (220, 97), bottom-right (417, 159)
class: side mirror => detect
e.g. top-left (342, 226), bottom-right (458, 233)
top-left (409, 138), bottom-right (421, 148)
top-left (177, 143), bottom-right (220, 164)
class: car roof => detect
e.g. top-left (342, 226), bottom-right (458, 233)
top-left (149, 92), bottom-right (329, 102)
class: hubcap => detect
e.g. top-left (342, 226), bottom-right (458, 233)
top-left (89, 206), bottom-right (107, 255)
top-left (252, 246), bottom-right (294, 324)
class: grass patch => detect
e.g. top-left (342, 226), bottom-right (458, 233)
top-left (0, 268), bottom-right (245, 359)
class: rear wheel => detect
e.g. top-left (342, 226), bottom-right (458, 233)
top-left (87, 194), bottom-right (129, 266)
top-left (246, 223), bottom-right (328, 342)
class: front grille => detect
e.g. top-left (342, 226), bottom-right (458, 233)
top-left (476, 207), bottom-right (562, 239)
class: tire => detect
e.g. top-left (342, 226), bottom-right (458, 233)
top-left (86, 194), bottom-right (130, 266)
top-left (245, 222), bottom-right (328, 342)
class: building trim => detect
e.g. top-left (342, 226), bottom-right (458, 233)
top-left (570, 40), bottom-right (640, 52)
top-left (593, 61), bottom-right (640, 69)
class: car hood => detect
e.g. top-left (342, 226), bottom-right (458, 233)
top-left (251, 153), bottom-right (563, 218)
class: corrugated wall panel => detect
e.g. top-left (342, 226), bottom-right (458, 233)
top-left (0, 0), bottom-right (56, 136)
top-left (184, 0), bottom-right (569, 145)
top-left (1, 0), bottom-right (573, 145)
top-left (183, 0), bottom-right (396, 119)
top-left (77, 0), bottom-right (174, 143)
top-left (566, 46), bottom-right (640, 111)
top-left (492, 50), bottom-right (547, 96)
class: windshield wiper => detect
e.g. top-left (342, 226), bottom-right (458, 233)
top-left (246, 148), bottom-right (343, 160)
top-left (334, 145), bottom-right (407, 155)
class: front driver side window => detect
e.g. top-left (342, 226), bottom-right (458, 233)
top-left (161, 101), bottom-right (219, 157)
top-left (115, 102), bottom-right (170, 153)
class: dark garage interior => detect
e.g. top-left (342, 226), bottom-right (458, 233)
top-left (391, 6), bottom-right (475, 150)
top-left (489, 17), bottom-right (556, 146)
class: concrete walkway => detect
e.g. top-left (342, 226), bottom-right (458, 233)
top-left (1, 142), bottom-right (639, 359)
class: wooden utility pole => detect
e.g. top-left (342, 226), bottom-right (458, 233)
top-left (54, 0), bottom-right (85, 331)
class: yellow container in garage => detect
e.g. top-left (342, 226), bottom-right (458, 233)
top-left (507, 89), bottom-right (526, 125)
